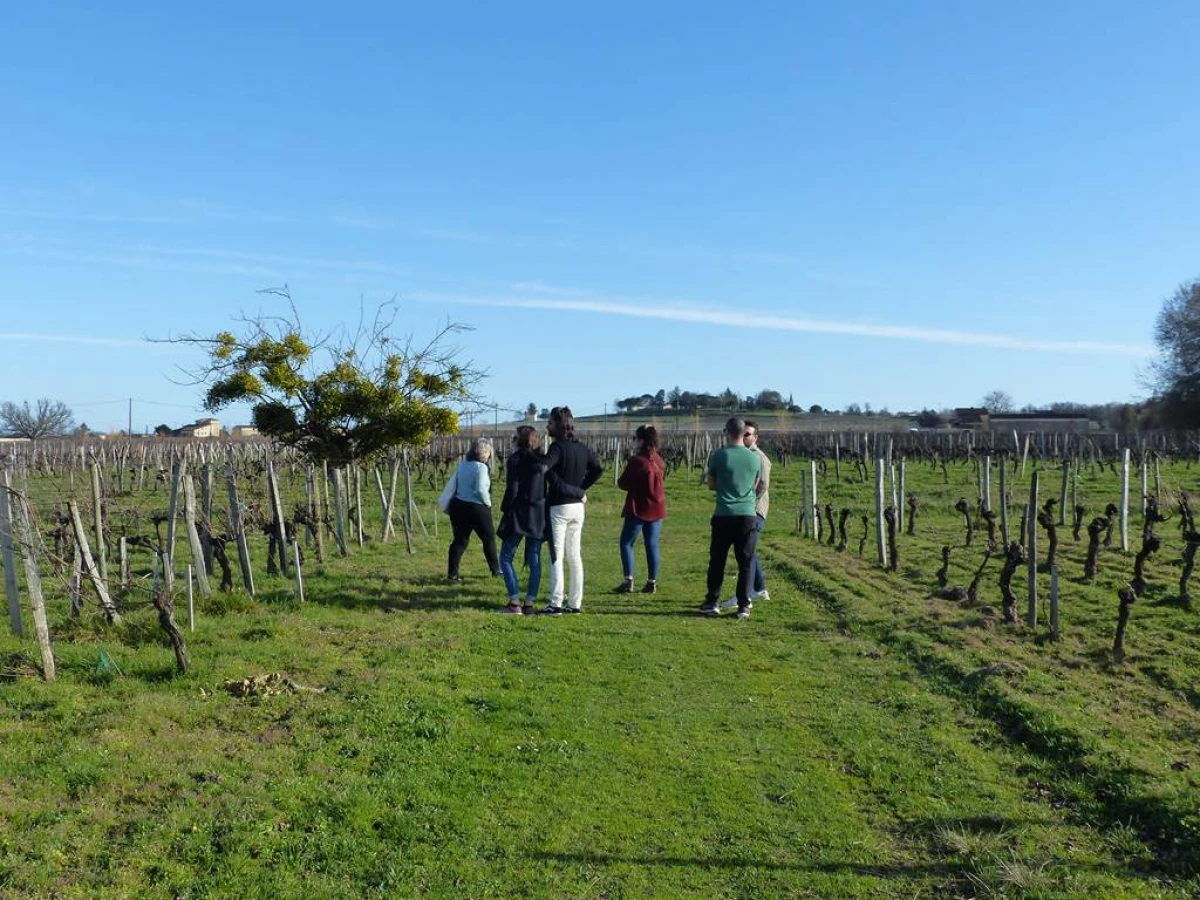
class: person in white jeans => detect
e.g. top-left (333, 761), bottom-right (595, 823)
top-left (541, 406), bottom-right (603, 614)
top-left (548, 502), bottom-right (587, 610)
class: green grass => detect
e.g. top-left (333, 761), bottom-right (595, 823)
top-left (1, 454), bottom-right (1198, 897)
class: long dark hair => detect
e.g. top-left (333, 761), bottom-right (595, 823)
top-left (636, 424), bottom-right (659, 456)
top-left (515, 425), bottom-right (541, 453)
top-left (548, 406), bottom-right (576, 440)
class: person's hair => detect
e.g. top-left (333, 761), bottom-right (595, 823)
top-left (468, 437), bottom-right (493, 463)
top-left (548, 406), bottom-right (576, 440)
top-left (515, 425), bottom-right (540, 452)
top-left (635, 424), bottom-right (659, 455)
top-left (744, 419), bottom-right (759, 434)
top-left (724, 417), bottom-right (746, 439)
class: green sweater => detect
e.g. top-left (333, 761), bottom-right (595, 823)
top-left (706, 445), bottom-right (761, 517)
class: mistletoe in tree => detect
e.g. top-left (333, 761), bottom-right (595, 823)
top-left (166, 289), bottom-right (483, 462)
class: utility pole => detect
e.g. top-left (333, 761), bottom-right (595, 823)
top-left (128, 398), bottom-right (133, 436)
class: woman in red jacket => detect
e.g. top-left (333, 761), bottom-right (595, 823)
top-left (614, 425), bottom-right (667, 595)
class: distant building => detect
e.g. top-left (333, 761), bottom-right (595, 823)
top-left (988, 412), bottom-right (1096, 435)
top-left (231, 425), bottom-right (260, 438)
top-left (953, 408), bottom-right (1095, 434)
top-left (952, 408), bottom-right (990, 429)
top-left (174, 417), bottom-right (223, 438)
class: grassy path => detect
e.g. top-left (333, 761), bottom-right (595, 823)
top-left (0, 463), bottom-right (1197, 897)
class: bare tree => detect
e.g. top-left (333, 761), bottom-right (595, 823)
top-left (0, 399), bottom-right (75, 439)
top-left (980, 390), bottom-right (1015, 413)
top-left (1149, 278), bottom-right (1200, 427)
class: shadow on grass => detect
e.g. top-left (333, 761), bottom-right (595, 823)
top-left (582, 607), bottom-right (699, 618)
top-left (531, 850), bottom-right (970, 877)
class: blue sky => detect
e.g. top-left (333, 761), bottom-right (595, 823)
top-left (2, 2), bottom-right (1196, 432)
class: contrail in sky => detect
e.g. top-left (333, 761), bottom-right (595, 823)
top-left (418, 293), bottom-right (1154, 357)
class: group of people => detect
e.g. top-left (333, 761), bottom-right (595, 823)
top-left (439, 408), bottom-right (770, 619)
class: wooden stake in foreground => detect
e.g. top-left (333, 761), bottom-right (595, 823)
top-left (224, 453), bottom-right (255, 596)
top-left (12, 492), bottom-right (55, 680)
top-left (67, 500), bottom-right (122, 624)
top-left (0, 473), bottom-right (23, 637)
top-left (293, 541), bottom-right (305, 603)
top-left (1026, 471), bottom-right (1038, 628)
top-left (875, 458), bottom-right (888, 568)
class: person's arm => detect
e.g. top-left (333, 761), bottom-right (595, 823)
top-left (581, 446), bottom-right (603, 492)
top-left (542, 443), bottom-right (579, 499)
top-left (616, 458), bottom-right (635, 493)
top-left (478, 462), bottom-right (493, 507)
top-left (756, 454), bottom-right (771, 498)
top-left (647, 457), bottom-right (665, 506)
top-left (499, 458), bottom-right (518, 514)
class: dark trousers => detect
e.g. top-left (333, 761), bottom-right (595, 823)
top-left (750, 514), bottom-right (766, 594)
top-left (447, 498), bottom-right (500, 577)
top-left (706, 515), bottom-right (759, 609)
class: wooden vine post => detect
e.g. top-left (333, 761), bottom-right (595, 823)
top-left (164, 454), bottom-right (184, 596)
top-left (875, 458), bottom-right (888, 568)
top-left (0, 472), bottom-right (23, 637)
top-left (224, 451), bottom-right (255, 596)
top-left (809, 459), bottom-right (819, 543)
top-left (182, 475), bottom-right (212, 597)
top-left (1120, 448), bottom-right (1130, 552)
top-left (90, 459), bottom-right (107, 584)
top-left (1026, 470), bottom-right (1038, 628)
top-left (998, 460), bottom-right (1009, 547)
top-left (1058, 460), bottom-right (1069, 526)
top-left (266, 460), bottom-right (289, 577)
top-left (12, 490), bottom-right (55, 680)
top-left (1049, 565), bottom-right (1060, 641)
top-left (305, 464), bottom-right (326, 563)
top-left (67, 500), bottom-right (122, 624)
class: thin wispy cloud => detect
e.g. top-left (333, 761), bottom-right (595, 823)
top-left (0, 208), bottom-right (188, 225)
top-left (0, 332), bottom-right (149, 348)
top-left (418, 291), bottom-right (1154, 357)
top-left (1, 234), bottom-right (410, 279)
top-left (2, 244), bottom-right (285, 279)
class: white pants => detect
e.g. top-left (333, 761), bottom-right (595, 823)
top-left (548, 503), bottom-right (586, 609)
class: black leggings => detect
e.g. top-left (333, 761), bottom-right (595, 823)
top-left (447, 498), bottom-right (500, 577)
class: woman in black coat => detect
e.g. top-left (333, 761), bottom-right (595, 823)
top-left (497, 426), bottom-right (549, 615)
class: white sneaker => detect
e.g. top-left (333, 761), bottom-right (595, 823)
top-left (720, 597), bottom-right (751, 611)
top-left (736, 607), bottom-right (752, 620)
top-left (753, 589), bottom-right (770, 602)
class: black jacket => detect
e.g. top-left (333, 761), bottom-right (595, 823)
top-left (544, 438), bottom-right (603, 506)
top-left (498, 449), bottom-right (548, 539)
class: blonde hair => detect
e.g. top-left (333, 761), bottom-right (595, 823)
top-left (468, 437), bottom-right (493, 463)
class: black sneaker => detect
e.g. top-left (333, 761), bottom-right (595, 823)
top-left (698, 601), bottom-right (720, 616)
top-left (563, 607), bottom-right (581, 614)
top-left (540, 604), bottom-right (563, 616)
top-left (640, 580), bottom-right (657, 594)
top-left (613, 579), bottom-right (634, 594)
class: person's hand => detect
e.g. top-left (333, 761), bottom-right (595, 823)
top-left (581, 494), bottom-right (588, 504)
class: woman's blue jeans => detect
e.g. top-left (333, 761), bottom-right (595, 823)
top-left (500, 536), bottom-right (542, 601)
top-left (619, 517), bottom-right (662, 581)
